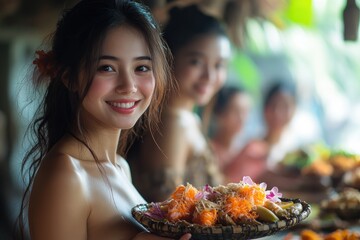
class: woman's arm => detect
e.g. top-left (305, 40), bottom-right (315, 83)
top-left (134, 118), bottom-right (190, 202)
top-left (28, 153), bottom-right (89, 240)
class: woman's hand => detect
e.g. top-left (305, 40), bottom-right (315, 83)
top-left (178, 233), bottom-right (191, 240)
top-left (134, 232), bottom-right (191, 240)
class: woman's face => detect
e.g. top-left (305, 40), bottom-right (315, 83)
top-left (81, 25), bottom-right (155, 130)
top-left (264, 91), bottom-right (295, 131)
top-left (217, 93), bottom-right (250, 134)
top-left (173, 34), bottom-right (231, 106)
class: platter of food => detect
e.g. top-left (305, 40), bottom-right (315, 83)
top-left (132, 177), bottom-right (311, 240)
top-left (320, 187), bottom-right (360, 221)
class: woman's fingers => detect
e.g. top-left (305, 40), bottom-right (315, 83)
top-left (178, 233), bottom-right (191, 240)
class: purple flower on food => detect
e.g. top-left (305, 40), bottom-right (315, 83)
top-left (259, 182), bottom-right (267, 191)
top-left (243, 176), bottom-right (255, 185)
top-left (145, 202), bottom-right (166, 220)
top-left (203, 184), bottom-right (213, 193)
top-left (195, 185), bottom-right (210, 200)
top-left (266, 187), bottom-right (283, 202)
top-left (242, 176), bottom-right (267, 190)
top-left (195, 191), bottom-right (204, 200)
top-left (196, 184), bottom-right (218, 200)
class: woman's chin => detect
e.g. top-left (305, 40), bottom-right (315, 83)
top-left (117, 122), bottom-right (137, 130)
top-left (196, 97), bottom-right (212, 106)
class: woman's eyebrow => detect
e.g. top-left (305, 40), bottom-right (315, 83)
top-left (98, 55), bottom-right (152, 61)
top-left (185, 51), bottom-right (203, 57)
top-left (99, 55), bottom-right (118, 61)
top-left (135, 56), bottom-right (152, 61)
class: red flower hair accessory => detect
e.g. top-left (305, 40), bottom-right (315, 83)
top-left (33, 50), bottom-right (59, 79)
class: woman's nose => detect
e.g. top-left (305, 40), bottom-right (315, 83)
top-left (202, 66), bottom-right (216, 83)
top-left (116, 71), bottom-right (137, 94)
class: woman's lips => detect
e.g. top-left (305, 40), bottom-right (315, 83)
top-left (106, 100), bottom-right (139, 114)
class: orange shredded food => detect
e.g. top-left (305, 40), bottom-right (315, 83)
top-left (193, 209), bottom-right (218, 226)
top-left (170, 184), bottom-right (198, 201)
top-left (150, 178), bottom-right (286, 226)
top-left (167, 184), bottom-right (199, 222)
top-left (237, 185), bottom-right (266, 206)
top-left (300, 229), bottom-right (360, 240)
top-left (223, 195), bottom-right (256, 221)
top-left (300, 229), bottom-right (322, 240)
top-left (324, 229), bottom-right (360, 240)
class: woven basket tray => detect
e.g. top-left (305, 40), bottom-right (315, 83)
top-left (132, 198), bottom-right (311, 240)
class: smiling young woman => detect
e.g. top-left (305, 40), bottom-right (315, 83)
top-left (16, 1), bottom-right (191, 240)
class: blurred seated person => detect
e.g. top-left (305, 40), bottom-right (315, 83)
top-left (259, 81), bottom-right (328, 199)
top-left (262, 81), bottom-right (298, 170)
top-left (209, 85), bottom-right (268, 183)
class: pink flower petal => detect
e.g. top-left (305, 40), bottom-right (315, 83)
top-left (243, 176), bottom-right (255, 185)
top-left (265, 187), bottom-right (283, 202)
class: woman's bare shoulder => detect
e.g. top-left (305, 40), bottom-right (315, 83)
top-left (43, 149), bottom-right (86, 175)
top-left (29, 151), bottom-right (90, 239)
top-left (30, 144), bottom-right (92, 208)
top-left (162, 109), bottom-right (183, 126)
top-left (31, 150), bottom-right (89, 201)
top-left (161, 109), bottom-right (198, 137)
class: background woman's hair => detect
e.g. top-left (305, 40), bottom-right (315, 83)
top-left (213, 85), bottom-right (246, 116)
top-left (16, 0), bottom-right (173, 238)
top-left (162, 4), bottom-right (228, 54)
top-left (263, 81), bottom-right (297, 109)
top-left (203, 85), bottom-right (246, 135)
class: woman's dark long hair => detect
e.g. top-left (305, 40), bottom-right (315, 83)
top-left (163, 4), bottom-right (228, 56)
top-left (16, 0), bottom-right (173, 238)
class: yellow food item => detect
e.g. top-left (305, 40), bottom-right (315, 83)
top-left (278, 201), bottom-right (294, 209)
top-left (264, 200), bottom-right (289, 218)
top-left (255, 205), bottom-right (279, 223)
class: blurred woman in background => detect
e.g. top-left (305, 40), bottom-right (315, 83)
top-left (262, 81), bottom-right (298, 170)
top-left (209, 85), bottom-right (268, 183)
top-left (127, 5), bottom-right (231, 202)
top-left (259, 81), bottom-right (331, 201)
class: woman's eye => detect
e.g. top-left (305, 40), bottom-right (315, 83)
top-left (190, 58), bottom-right (202, 66)
top-left (136, 65), bottom-right (151, 72)
top-left (216, 61), bottom-right (227, 69)
top-left (98, 65), bottom-right (114, 72)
